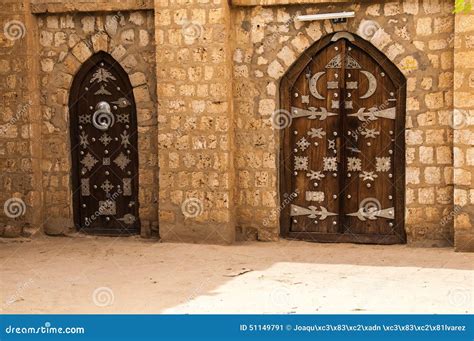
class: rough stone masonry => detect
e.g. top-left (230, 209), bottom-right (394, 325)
top-left (0, 0), bottom-right (472, 251)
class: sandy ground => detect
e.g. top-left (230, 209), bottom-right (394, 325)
top-left (1, 235), bottom-right (473, 314)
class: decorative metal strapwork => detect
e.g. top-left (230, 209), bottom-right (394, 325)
top-left (290, 204), bottom-right (338, 220)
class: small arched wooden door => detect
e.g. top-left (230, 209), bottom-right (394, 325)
top-left (69, 51), bottom-right (140, 235)
top-left (280, 32), bottom-right (406, 244)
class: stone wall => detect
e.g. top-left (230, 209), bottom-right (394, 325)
top-left (154, 0), bottom-right (236, 243)
top-left (231, 0), bottom-right (456, 244)
top-left (0, 0), bottom-right (40, 237)
top-left (453, 10), bottom-right (474, 252)
top-left (36, 9), bottom-right (158, 235)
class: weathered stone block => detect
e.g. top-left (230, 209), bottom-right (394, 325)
top-left (429, 39), bottom-right (447, 50)
top-left (406, 129), bottom-right (423, 145)
top-left (121, 29), bottom-right (135, 44)
top-left (406, 167), bottom-right (420, 184)
top-left (425, 129), bottom-right (445, 144)
top-left (454, 168), bottom-right (472, 186)
top-left (72, 41), bottom-right (92, 63)
top-left (416, 17), bottom-right (432, 36)
top-left (54, 32), bottom-right (66, 47)
top-left (130, 12), bottom-right (145, 26)
top-left (403, 0), bottom-right (418, 15)
top-left (139, 30), bottom-right (149, 46)
top-left (39, 31), bottom-right (53, 47)
top-left (384, 2), bottom-right (401, 16)
top-left (425, 167), bottom-right (441, 184)
top-left (267, 60), bottom-right (284, 79)
top-left (454, 52), bottom-right (474, 68)
top-left (40, 58), bottom-right (54, 73)
top-left (81, 16), bottom-right (95, 34)
top-left (456, 15), bottom-right (474, 33)
top-left (425, 92), bottom-right (444, 110)
top-left (91, 31), bottom-right (108, 52)
top-left (277, 46), bottom-right (296, 67)
top-left (258, 99), bottom-right (275, 117)
top-left (418, 188), bottom-right (435, 204)
top-left (436, 146), bottom-right (452, 164)
top-left (419, 146), bottom-right (434, 164)
top-left (46, 16), bottom-right (59, 29)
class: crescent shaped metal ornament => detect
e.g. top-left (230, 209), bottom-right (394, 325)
top-left (360, 70), bottom-right (377, 99)
top-left (309, 71), bottom-right (326, 100)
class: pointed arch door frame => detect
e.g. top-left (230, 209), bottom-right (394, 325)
top-left (69, 51), bottom-right (141, 235)
top-left (279, 32), bottom-right (407, 244)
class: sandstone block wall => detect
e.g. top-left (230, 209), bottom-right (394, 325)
top-left (453, 10), bottom-right (474, 252)
top-left (0, 0), bottom-right (39, 237)
top-left (154, 0), bottom-right (236, 243)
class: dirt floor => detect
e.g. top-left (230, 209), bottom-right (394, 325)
top-left (1, 235), bottom-right (473, 314)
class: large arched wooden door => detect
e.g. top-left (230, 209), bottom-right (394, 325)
top-left (280, 32), bottom-right (406, 244)
top-left (69, 51), bottom-right (140, 235)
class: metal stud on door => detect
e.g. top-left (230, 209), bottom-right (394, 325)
top-left (280, 32), bottom-right (406, 244)
top-left (69, 52), bottom-right (140, 235)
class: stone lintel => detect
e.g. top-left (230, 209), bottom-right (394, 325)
top-left (30, 0), bottom-right (154, 14)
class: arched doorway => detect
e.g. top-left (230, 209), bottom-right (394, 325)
top-left (69, 51), bottom-right (140, 235)
top-left (279, 32), bottom-right (406, 244)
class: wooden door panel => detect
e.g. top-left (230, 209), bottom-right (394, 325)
top-left (280, 32), bottom-right (406, 244)
top-left (69, 52), bottom-right (140, 235)
top-left (342, 42), bottom-right (397, 238)
top-left (289, 40), bottom-right (344, 234)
